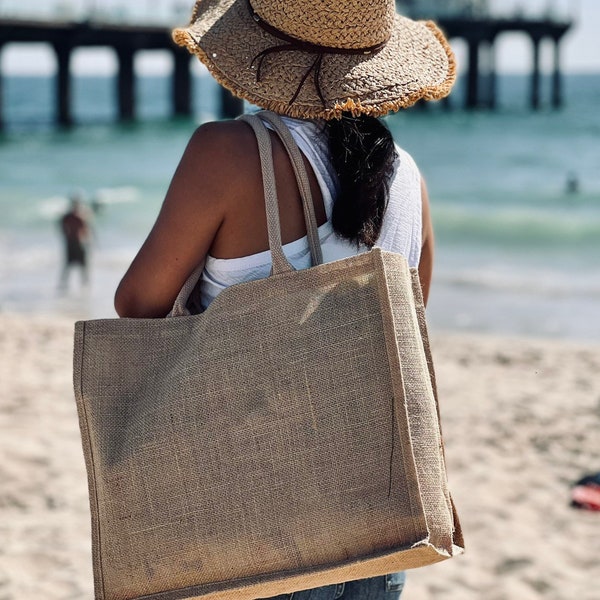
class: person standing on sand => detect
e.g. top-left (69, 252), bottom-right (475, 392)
top-left (58, 193), bottom-right (91, 290)
top-left (114, 0), bottom-right (456, 597)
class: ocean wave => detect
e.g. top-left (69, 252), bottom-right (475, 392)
top-left (93, 186), bottom-right (141, 205)
top-left (36, 196), bottom-right (71, 220)
top-left (26, 187), bottom-right (141, 223)
top-left (434, 204), bottom-right (600, 244)
top-left (436, 267), bottom-right (600, 298)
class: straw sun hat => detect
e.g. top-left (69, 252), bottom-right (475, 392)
top-left (173, 0), bottom-right (456, 119)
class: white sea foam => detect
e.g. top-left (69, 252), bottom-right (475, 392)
top-left (93, 186), bottom-right (141, 205)
top-left (436, 267), bottom-right (600, 298)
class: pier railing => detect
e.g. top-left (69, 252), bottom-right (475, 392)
top-left (0, 1), bottom-right (575, 25)
top-left (395, 0), bottom-right (575, 22)
top-left (0, 0), bottom-right (188, 25)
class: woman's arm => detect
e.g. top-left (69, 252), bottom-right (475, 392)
top-left (115, 122), bottom-right (247, 318)
top-left (418, 176), bottom-right (434, 307)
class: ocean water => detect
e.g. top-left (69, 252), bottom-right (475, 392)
top-left (1, 73), bottom-right (599, 341)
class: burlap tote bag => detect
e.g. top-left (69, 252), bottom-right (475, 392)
top-left (73, 111), bottom-right (463, 600)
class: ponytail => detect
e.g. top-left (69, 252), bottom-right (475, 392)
top-left (324, 113), bottom-right (397, 248)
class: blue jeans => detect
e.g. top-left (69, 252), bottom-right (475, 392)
top-left (262, 572), bottom-right (406, 599)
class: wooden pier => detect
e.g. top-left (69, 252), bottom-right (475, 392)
top-left (0, 14), bottom-right (572, 128)
top-left (438, 16), bottom-right (572, 110)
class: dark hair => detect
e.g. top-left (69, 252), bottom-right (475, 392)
top-left (324, 113), bottom-right (397, 248)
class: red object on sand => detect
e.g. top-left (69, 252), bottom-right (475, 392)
top-left (571, 484), bottom-right (600, 511)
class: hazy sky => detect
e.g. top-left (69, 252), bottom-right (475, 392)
top-left (1, 0), bottom-right (599, 75)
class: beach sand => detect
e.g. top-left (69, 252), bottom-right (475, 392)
top-left (0, 313), bottom-right (598, 600)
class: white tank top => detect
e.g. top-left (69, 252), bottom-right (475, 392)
top-left (200, 116), bottom-right (422, 309)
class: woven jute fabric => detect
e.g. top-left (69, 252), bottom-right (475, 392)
top-left (73, 112), bottom-right (463, 600)
top-left (172, 0), bottom-right (456, 119)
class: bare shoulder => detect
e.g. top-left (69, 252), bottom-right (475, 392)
top-left (186, 120), bottom-right (258, 173)
top-left (168, 121), bottom-right (260, 212)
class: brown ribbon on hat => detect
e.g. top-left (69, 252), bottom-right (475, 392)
top-left (248, 0), bottom-right (389, 107)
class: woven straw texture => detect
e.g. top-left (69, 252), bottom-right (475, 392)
top-left (172, 0), bottom-right (456, 119)
top-left (73, 112), bottom-right (463, 600)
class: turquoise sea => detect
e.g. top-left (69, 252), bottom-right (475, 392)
top-left (1, 73), bottom-right (599, 340)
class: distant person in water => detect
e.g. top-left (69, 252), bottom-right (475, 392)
top-left (59, 193), bottom-right (91, 290)
top-left (565, 171), bottom-right (580, 195)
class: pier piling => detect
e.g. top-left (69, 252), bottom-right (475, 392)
top-left (484, 41), bottom-right (497, 110)
top-left (0, 43), bottom-right (4, 131)
top-left (117, 46), bottom-right (135, 122)
top-left (172, 51), bottom-right (192, 117)
top-left (552, 39), bottom-right (563, 108)
top-left (466, 38), bottom-right (481, 109)
top-left (220, 86), bottom-right (244, 119)
top-left (53, 41), bottom-right (73, 127)
top-left (530, 36), bottom-right (542, 111)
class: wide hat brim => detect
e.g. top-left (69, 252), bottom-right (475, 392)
top-left (173, 0), bottom-right (456, 119)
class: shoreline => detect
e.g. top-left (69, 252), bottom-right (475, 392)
top-left (1, 312), bottom-right (599, 599)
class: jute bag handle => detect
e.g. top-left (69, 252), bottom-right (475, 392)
top-left (239, 113), bottom-right (323, 273)
top-left (239, 113), bottom-right (294, 275)
top-left (255, 111), bottom-right (324, 267)
top-left (171, 112), bottom-right (323, 316)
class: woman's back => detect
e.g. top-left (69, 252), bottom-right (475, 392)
top-left (200, 115), bottom-right (424, 309)
top-left (115, 116), bottom-right (432, 318)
